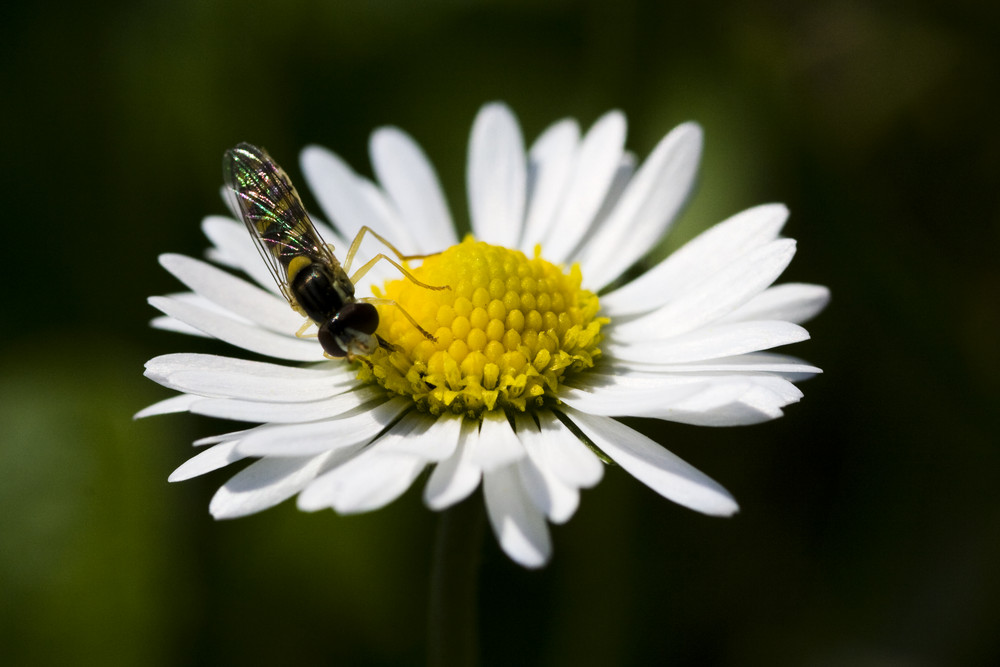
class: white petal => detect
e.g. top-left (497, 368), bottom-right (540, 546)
top-left (467, 103), bottom-right (526, 247)
top-left (151, 315), bottom-right (212, 337)
top-left (540, 111), bottom-right (627, 263)
top-left (563, 408), bottom-right (738, 516)
top-left (473, 410), bottom-right (526, 472)
top-left (513, 414), bottom-right (579, 523)
top-left (520, 118), bottom-right (580, 252)
top-left (209, 453), bottom-right (330, 519)
top-left (169, 441), bottom-right (247, 481)
top-left (288, 444), bottom-right (369, 511)
top-left (302, 171), bottom-right (418, 292)
top-left (424, 418), bottom-right (482, 510)
top-left (343, 453), bottom-right (425, 513)
top-left (201, 216), bottom-right (280, 294)
top-left (517, 457), bottom-right (578, 524)
top-left (146, 354), bottom-right (286, 389)
top-left (144, 353), bottom-right (356, 401)
top-left (601, 203), bottom-right (789, 316)
top-left (611, 239), bottom-right (797, 341)
top-left (654, 377), bottom-right (803, 426)
top-left (564, 366), bottom-right (691, 391)
top-left (302, 448), bottom-right (425, 514)
top-left (148, 296), bottom-right (326, 362)
top-left (562, 369), bottom-right (804, 425)
top-left (194, 425), bottom-right (264, 446)
top-left (153, 290), bottom-right (237, 319)
top-left (585, 153), bottom-right (637, 235)
top-left (377, 411), bottom-right (463, 461)
top-left (744, 375), bottom-right (802, 406)
top-left (483, 464), bottom-right (551, 569)
top-left (532, 411), bottom-right (604, 489)
top-left (299, 145), bottom-right (409, 248)
top-left (190, 385), bottom-right (384, 423)
top-left (235, 397), bottom-right (410, 456)
top-left (560, 375), bottom-right (720, 417)
top-left (135, 393), bottom-right (201, 418)
top-left (370, 127), bottom-right (458, 252)
top-left (579, 123), bottom-right (703, 289)
top-left (351, 178), bottom-right (423, 259)
top-left (201, 216), bottom-right (244, 266)
top-left (606, 320), bottom-right (810, 364)
top-left (608, 352), bottom-right (821, 377)
top-left (649, 377), bottom-right (797, 425)
top-left (720, 283), bottom-right (831, 325)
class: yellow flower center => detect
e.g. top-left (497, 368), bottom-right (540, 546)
top-left (358, 237), bottom-right (607, 417)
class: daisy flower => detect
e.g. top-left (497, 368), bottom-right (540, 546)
top-left (139, 103), bottom-right (828, 568)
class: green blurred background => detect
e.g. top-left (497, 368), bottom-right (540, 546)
top-left (3, 1), bottom-right (998, 665)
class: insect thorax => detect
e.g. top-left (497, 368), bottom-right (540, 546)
top-left (289, 259), bottom-right (354, 324)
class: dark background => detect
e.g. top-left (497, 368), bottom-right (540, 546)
top-left (2, 1), bottom-right (998, 665)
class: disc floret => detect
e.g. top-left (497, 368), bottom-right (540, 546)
top-left (359, 237), bottom-right (607, 416)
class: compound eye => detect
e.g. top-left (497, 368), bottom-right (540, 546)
top-left (317, 322), bottom-right (348, 357)
top-left (338, 302), bottom-right (379, 335)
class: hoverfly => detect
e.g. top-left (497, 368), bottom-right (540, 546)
top-left (223, 142), bottom-right (442, 360)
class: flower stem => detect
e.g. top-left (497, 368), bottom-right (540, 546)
top-left (428, 493), bottom-right (485, 667)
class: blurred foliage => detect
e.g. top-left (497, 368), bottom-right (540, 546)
top-left (2, 0), bottom-right (999, 665)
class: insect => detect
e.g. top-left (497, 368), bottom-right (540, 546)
top-left (223, 142), bottom-right (443, 360)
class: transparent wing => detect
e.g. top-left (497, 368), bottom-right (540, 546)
top-left (222, 143), bottom-right (339, 306)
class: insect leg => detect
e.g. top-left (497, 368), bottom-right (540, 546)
top-left (342, 225), bottom-right (438, 274)
top-left (349, 254), bottom-right (449, 292)
top-left (295, 320), bottom-right (318, 338)
top-left (360, 297), bottom-right (437, 341)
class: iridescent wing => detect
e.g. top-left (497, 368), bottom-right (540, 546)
top-left (222, 143), bottom-right (340, 306)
